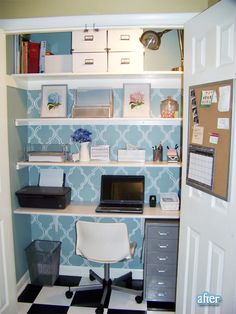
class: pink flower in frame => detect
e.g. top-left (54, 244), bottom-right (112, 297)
top-left (129, 92), bottom-right (145, 109)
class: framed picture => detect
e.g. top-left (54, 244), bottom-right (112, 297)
top-left (41, 85), bottom-right (67, 118)
top-left (123, 83), bottom-right (150, 117)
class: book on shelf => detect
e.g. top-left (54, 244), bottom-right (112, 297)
top-left (14, 35), bottom-right (53, 74)
top-left (22, 40), bottom-right (29, 73)
top-left (28, 151), bottom-right (66, 162)
top-left (14, 34), bottom-right (30, 74)
top-left (28, 41), bottom-right (41, 73)
top-left (14, 35), bottom-right (20, 74)
top-left (39, 40), bottom-right (46, 73)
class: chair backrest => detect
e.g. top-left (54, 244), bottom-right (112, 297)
top-left (76, 220), bottom-right (131, 263)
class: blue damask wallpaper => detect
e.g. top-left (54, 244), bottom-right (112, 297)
top-left (27, 87), bottom-right (181, 269)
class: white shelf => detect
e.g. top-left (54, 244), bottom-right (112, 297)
top-left (16, 160), bottom-right (182, 170)
top-left (8, 71), bottom-right (183, 89)
top-left (15, 117), bottom-right (182, 126)
top-left (11, 71), bottom-right (183, 81)
top-left (14, 203), bottom-right (180, 219)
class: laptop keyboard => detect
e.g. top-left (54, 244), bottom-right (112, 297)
top-left (96, 205), bottom-right (143, 213)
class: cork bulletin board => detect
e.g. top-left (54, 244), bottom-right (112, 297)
top-left (186, 80), bottom-right (233, 200)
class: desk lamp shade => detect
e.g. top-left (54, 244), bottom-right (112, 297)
top-left (139, 29), bottom-right (171, 50)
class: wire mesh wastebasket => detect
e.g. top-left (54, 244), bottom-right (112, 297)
top-left (25, 240), bottom-right (61, 286)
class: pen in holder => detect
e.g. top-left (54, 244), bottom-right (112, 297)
top-left (152, 143), bottom-right (163, 162)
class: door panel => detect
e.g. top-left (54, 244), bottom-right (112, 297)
top-left (0, 221), bottom-right (8, 311)
top-left (177, 2), bottom-right (236, 313)
top-left (0, 30), bottom-right (17, 314)
top-left (216, 22), bottom-right (235, 68)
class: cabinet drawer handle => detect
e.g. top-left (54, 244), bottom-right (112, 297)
top-left (159, 244), bottom-right (168, 248)
top-left (158, 292), bottom-right (166, 297)
top-left (158, 269), bottom-right (166, 273)
top-left (84, 59), bottom-right (94, 65)
top-left (120, 34), bottom-right (130, 41)
top-left (121, 58), bottom-right (130, 65)
top-left (158, 232), bottom-right (169, 236)
top-left (158, 256), bottom-right (168, 261)
top-left (157, 281), bottom-right (165, 285)
top-left (84, 35), bottom-right (94, 41)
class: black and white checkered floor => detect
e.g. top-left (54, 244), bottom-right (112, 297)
top-left (17, 275), bottom-right (175, 314)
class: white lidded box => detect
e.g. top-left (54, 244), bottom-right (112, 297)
top-left (118, 149), bottom-right (145, 162)
top-left (160, 193), bottom-right (179, 210)
top-left (45, 55), bottom-right (72, 73)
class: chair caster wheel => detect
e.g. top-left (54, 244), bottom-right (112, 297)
top-left (135, 295), bottom-right (143, 304)
top-left (65, 290), bottom-right (73, 299)
top-left (95, 306), bottom-right (104, 313)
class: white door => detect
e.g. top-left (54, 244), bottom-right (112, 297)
top-left (176, 1), bottom-right (236, 313)
top-left (0, 30), bottom-right (17, 314)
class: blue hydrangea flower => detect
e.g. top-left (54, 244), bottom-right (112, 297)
top-left (71, 128), bottom-right (92, 143)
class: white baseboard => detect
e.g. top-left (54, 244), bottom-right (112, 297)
top-left (16, 271), bottom-right (30, 296)
top-left (59, 265), bottom-right (143, 280)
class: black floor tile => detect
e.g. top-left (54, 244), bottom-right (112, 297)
top-left (71, 287), bottom-right (111, 308)
top-left (27, 303), bottom-right (69, 314)
top-left (147, 301), bottom-right (175, 311)
top-left (54, 275), bottom-right (81, 287)
top-left (18, 284), bottom-right (42, 303)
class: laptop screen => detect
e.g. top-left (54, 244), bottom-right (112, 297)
top-left (100, 175), bottom-right (144, 204)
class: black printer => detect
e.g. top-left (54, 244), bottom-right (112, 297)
top-left (16, 186), bottom-right (71, 209)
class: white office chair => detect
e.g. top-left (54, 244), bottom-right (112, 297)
top-left (65, 220), bottom-right (143, 313)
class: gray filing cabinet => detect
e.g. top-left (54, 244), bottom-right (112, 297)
top-left (144, 219), bottom-right (179, 302)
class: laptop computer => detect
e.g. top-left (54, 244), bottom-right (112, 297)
top-left (95, 175), bottom-right (145, 214)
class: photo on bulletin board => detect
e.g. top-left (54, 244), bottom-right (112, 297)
top-left (186, 80), bottom-right (233, 201)
top-left (123, 83), bottom-right (150, 118)
top-left (41, 85), bottom-right (67, 118)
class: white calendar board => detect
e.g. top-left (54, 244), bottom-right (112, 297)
top-left (187, 145), bottom-right (215, 190)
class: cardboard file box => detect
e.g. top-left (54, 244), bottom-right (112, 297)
top-left (16, 186), bottom-right (71, 209)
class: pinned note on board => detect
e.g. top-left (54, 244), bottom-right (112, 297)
top-left (217, 118), bottom-right (230, 130)
top-left (200, 90), bottom-right (214, 107)
top-left (218, 85), bottom-right (231, 112)
top-left (209, 132), bottom-right (219, 144)
top-left (192, 125), bottom-right (204, 145)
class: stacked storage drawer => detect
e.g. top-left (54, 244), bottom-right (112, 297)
top-left (144, 219), bottom-right (179, 302)
top-left (107, 29), bottom-right (143, 73)
top-left (72, 30), bottom-right (107, 73)
top-left (72, 29), bottom-right (143, 73)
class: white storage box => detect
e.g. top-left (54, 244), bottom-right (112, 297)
top-left (118, 149), bottom-right (145, 162)
top-left (72, 30), bottom-right (107, 52)
top-left (73, 52), bottom-right (107, 73)
top-left (160, 193), bottom-right (179, 211)
top-left (107, 29), bottom-right (143, 51)
top-left (45, 55), bottom-right (72, 73)
top-left (108, 51), bottom-right (143, 73)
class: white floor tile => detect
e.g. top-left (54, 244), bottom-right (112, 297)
top-left (17, 302), bottom-right (32, 314)
top-left (67, 307), bottom-right (107, 314)
top-left (79, 276), bottom-right (101, 286)
top-left (108, 290), bottom-right (147, 311)
top-left (33, 286), bottom-right (72, 306)
top-left (147, 312), bottom-right (175, 314)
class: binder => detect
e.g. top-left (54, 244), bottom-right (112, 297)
top-left (28, 42), bottom-right (40, 73)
